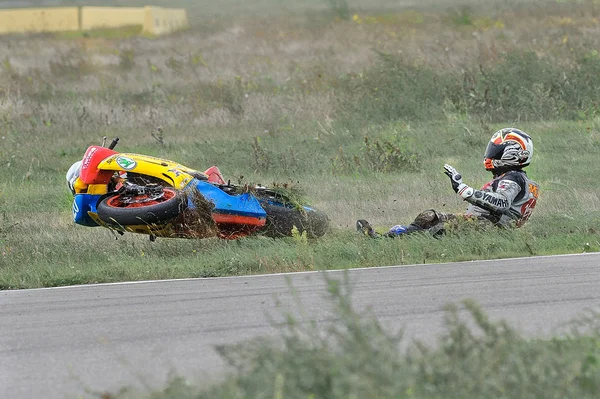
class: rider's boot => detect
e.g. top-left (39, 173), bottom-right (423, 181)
top-left (356, 219), bottom-right (381, 238)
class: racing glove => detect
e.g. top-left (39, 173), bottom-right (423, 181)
top-left (444, 164), bottom-right (473, 200)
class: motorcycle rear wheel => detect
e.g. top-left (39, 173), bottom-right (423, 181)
top-left (257, 201), bottom-right (329, 238)
top-left (97, 188), bottom-right (187, 226)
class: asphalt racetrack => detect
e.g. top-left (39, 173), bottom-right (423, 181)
top-left (2, 253), bottom-right (600, 398)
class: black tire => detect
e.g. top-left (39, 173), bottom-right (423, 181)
top-left (258, 200), bottom-right (329, 238)
top-left (97, 188), bottom-right (187, 226)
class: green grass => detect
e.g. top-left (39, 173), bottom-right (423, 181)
top-left (1, 118), bottom-right (599, 289)
top-left (106, 275), bottom-right (600, 399)
top-left (2, 0), bottom-right (600, 289)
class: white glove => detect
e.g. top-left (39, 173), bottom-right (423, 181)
top-left (443, 164), bottom-right (473, 199)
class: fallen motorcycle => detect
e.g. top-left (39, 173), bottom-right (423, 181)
top-left (69, 137), bottom-right (328, 240)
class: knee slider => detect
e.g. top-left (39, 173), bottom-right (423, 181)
top-left (414, 209), bottom-right (440, 228)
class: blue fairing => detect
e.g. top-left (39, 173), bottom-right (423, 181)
top-left (72, 194), bottom-right (102, 226)
top-left (191, 180), bottom-right (267, 219)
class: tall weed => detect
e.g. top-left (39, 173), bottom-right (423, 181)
top-left (123, 276), bottom-right (600, 399)
top-left (324, 0), bottom-right (351, 20)
top-left (331, 135), bottom-right (420, 174)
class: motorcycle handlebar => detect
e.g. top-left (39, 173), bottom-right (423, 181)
top-left (108, 137), bottom-right (119, 150)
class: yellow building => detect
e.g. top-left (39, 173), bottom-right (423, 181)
top-left (0, 6), bottom-right (188, 36)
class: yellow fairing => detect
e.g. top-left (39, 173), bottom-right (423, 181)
top-left (97, 153), bottom-right (205, 189)
top-left (73, 177), bottom-right (88, 194)
top-left (87, 184), bottom-right (108, 195)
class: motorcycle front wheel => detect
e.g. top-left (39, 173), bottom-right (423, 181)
top-left (96, 188), bottom-right (187, 226)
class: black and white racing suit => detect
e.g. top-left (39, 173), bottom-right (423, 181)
top-left (464, 170), bottom-right (539, 227)
top-left (394, 170), bottom-right (539, 235)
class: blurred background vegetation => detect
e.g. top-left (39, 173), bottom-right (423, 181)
top-left (112, 276), bottom-right (600, 399)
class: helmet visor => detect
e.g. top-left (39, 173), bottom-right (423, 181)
top-left (484, 141), bottom-right (506, 160)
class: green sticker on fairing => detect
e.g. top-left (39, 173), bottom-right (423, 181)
top-left (116, 156), bottom-right (137, 170)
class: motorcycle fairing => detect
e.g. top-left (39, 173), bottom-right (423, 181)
top-left (203, 166), bottom-right (226, 184)
top-left (80, 146), bottom-right (119, 185)
top-left (72, 194), bottom-right (102, 226)
top-left (192, 180), bottom-right (267, 226)
top-left (97, 153), bottom-right (204, 189)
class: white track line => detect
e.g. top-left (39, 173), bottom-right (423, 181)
top-left (10, 251), bottom-right (599, 292)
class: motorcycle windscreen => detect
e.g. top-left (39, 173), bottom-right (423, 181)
top-left (80, 146), bottom-right (119, 184)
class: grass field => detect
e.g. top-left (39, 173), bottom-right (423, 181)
top-left (1, 0), bottom-right (600, 290)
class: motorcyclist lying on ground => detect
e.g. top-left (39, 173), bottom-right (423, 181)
top-left (357, 128), bottom-right (540, 238)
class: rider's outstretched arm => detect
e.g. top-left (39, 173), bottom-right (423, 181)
top-left (443, 164), bottom-right (523, 218)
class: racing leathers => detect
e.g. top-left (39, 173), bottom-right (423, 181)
top-left (462, 169), bottom-right (539, 227)
top-left (379, 167), bottom-right (540, 237)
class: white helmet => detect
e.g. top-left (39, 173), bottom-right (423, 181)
top-left (484, 128), bottom-right (533, 172)
top-left (66, 160), bottom-right (82, 194)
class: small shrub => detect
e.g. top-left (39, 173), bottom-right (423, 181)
top-left (118, 49), bottom-right (135, 71)
top-left (330, 146), bottom-right (361, 175)
top-left (331, 135), bottom-right (420, 174)
top-left (151, 126), bottom-right (165, 146)
top-left (49, 49), bottom-right (96, 78)
top-left (165, 56), bottom-right (185, 75)
top-left (324, 0), bottom-right (350, 20)
top-left (191, 79), bottom-right (245, 117)
top-left (250, 136), bottom-right (301, 173)
top-left (362, 135), bottom-right (420, 172)
top-left (0, 198), bottom-right (16, 264)
top-left (451, 6), bottom-right (474, 26)
top-left (251, 136), bottom-right (272, 171)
